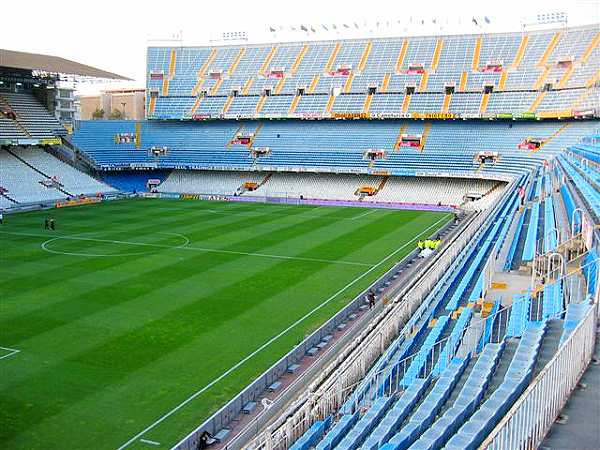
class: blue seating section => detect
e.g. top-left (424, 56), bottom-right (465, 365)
top-left (145, 25), bottom-right (598, 119)
top-left (433, 308), bottom-right (472, 376)
top-left (290, 418), bottom-right (331, 450)
top-left (478, 300), bottom-right (501, 353)
top-left (386, 358), bottom-right (468, 450)
top-left (316, 413), bottom-right (359, 450)
top-left (399, 316), bottom-right (450, 389)
top-left (543, 196), bottom-right (557, 252)
top-left (560, 155), bottom-right (600, 219)
top-left (582, 250), bottom-right (598, 296)
top-left (70, 120), bottom-right (598, 175)
top-left (360, 378), bottom-right (431, 450)
top-left (506, 295), bottom-right (530, 337)
top-left (444, 325), bottom-right (546, 450)
top-left (409, 343), bottom-right (505, 450)
top-left (560, 302), bottom-right (591, 345)
top-left (542, 282), bottom-right (563, 319)
top-left (334, 396), bottom-right (395, 450)
top-left (521, 202), bottom-right (540, 262)
top-left (504, 208), bottom-right (526, 270)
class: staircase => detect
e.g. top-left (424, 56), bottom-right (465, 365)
top-left (376, 176), bottom-right (390, 193)
top-left (533, 66), bottom-right (551, 90)
top-left (241, 78), bottom-right (254, 96)
top-left (381, 73), bottom-right (391, 93)
top-left (479, 92), bottom-right (490, 115)
top-left (344, 73), bottom-right (355, 93)
top-left (1, 192), bottom-right (19, 204)
top-left (259, 46), bottom-right (278, 76)
top-left (538, 32), bottom-right (562, 67)
top-left (358, 41), bottom-right (373, 72)
top-left (210, 78), bottom-right (223, 96)
top-left (228, 48), bottom-right (246, 77)
top-left (199, 49), bottom-right (217, 78)
top-left (147, 96), bottom-right (156, 117)
top-left (0, 96), bottom-right (31, 137)
top-left (189, 96), bottom-right (203, 117)
top-left (442, 93), bottom-right (452, 113)
top-left (308, 74), bottom-right (320, 93)
top-left (472, 36), bottom-right (483, 71)
top-left (191, 78), bottom-right (205, 96)
top-left (431, 38), bottom-right (444, 71)
top-left (259, 173), bottom-right (272, 187)
top-left (395, 40), bottom-right (409, 73)
top-left (402, 94), bottom-right (411, 113)
top-left (325, 95), bottom-right (336, 114)
top-left (274, 77), bottom-right (286, 95)
top-left (222, 96), bottom-right (235, 115)
top-left (247, 123), bottom-right (264, 148)
top-left (291, 44), bottom-right (309, 74)
top-left (419, 72), bottom-right (429, 92)
top-left (539, 123), bottom-right (571, 149)
top-left (556, 66), bottom-right (575, 89)
top-left (418, 123), bottom-right (431, 152)
top-left (255, 96), bottom-right (268, 115)
top-left (579, 32), bottom-right (600, 64)
top-left (512, 34), bottom-right (529, 69)
top-left (394, 124), bottom-right (408, 151)
top-left (324, 42), bottom-right (342, 73)
top-left (6, 148), bottom-right (73, 196)
top-left (498, 71), bottom-right (508, 91)
top-left (289, 95), bottom-right (301, 114)
top-left (459, 72), bottom-right (468, 92)
top-left (363, 94), bottom-right (373, 114)
top-left (528, 91), bottom-right (547, 113)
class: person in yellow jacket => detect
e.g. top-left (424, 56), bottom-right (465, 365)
top-left (418, 240), bottom-right (424, 250)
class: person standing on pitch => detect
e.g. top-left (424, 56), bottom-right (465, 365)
top-left (44, 218), bottom-right (49, 230)
top-left (0, 209), bottom-right (3, 225)
top-left (50, 218), bottom-right (55, 231)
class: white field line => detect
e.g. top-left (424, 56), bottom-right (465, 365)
top-left (116, 213), bottom-right (451, 449)
top-left (139, 439), bottom-right (161, 446)
top-left (0, 231), bottom-right (373, 267)
top-left (351, 209), bottom-right (378, 220)
top-left (0, 346), bottom-right (21, 361)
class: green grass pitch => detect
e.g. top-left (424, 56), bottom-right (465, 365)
top-left (0, 198), bottom-right (450, 450)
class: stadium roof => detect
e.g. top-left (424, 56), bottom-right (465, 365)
top-left (0, 49), bottom-right (131, 80)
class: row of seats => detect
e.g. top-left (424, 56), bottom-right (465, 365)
top-left (71, 120), bottom-right (598, 177)
top-left (147, 25), bottom-right (598, 119)
top-left (0, 147), bottom-right (115, 206)
top-left (0, 92), bottom-right (66, 139)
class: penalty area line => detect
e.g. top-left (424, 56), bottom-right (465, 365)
top-left (116, 213), bottom-right (451, 450)
top-left (0, 346), bottom-right (21, 361)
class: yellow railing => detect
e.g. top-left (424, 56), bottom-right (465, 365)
top-left (241, 78), bottom-right (254, 96)
top-left (498, 71), bottom-right (508, 91)
top-left (325, 95), bottom-right (336, 114)
top-left (401, 95), bottom-right (411, 113)
top-left (308, 74), bottom-right (320, 94)
top-left (580, 32), bottom-right (600, 64)
top-left (222, 96), bottom-right (235, 115)
top-left (255, 96), bottom-right (267, 114)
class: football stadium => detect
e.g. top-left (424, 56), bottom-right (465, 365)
top-left (0, 4), bottom-right (599, 450)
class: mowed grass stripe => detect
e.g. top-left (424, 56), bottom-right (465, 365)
top-left (0, 200), bottom-right (449, 450)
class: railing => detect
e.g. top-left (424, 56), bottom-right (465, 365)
top-left (479, 300), bottom-right (597, 450)
top-left (242, 179), bottom-right (518, 450)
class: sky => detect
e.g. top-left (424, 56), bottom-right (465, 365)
top-left (1, 0), bottom-right (598, 94)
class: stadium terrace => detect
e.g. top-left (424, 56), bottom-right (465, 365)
top-left (0, 22), bottom-right (599, 450)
